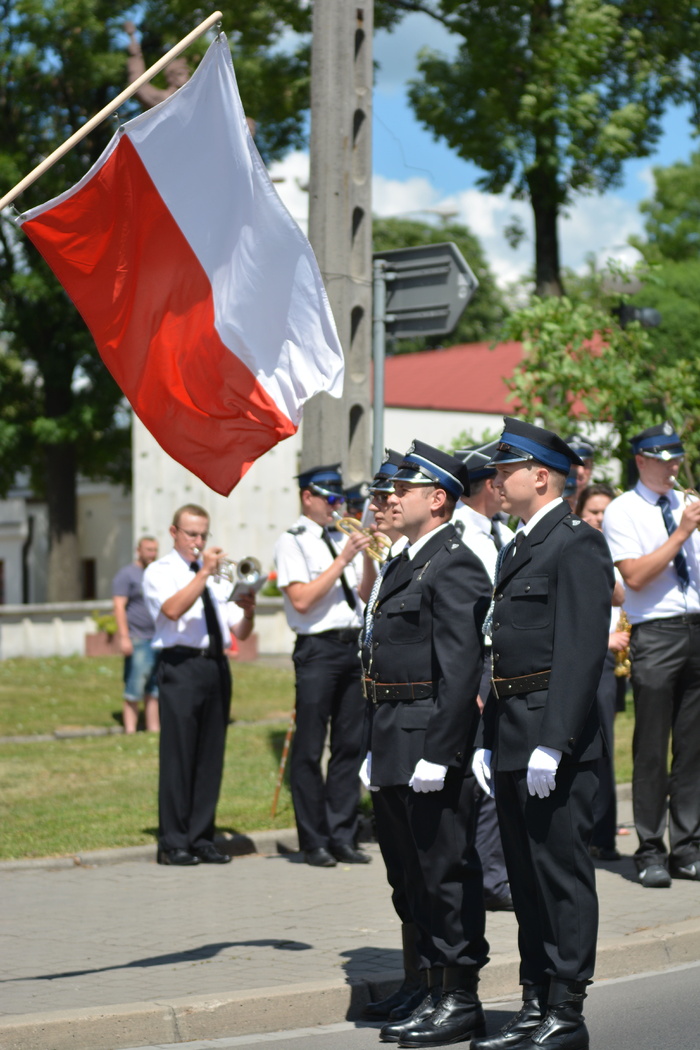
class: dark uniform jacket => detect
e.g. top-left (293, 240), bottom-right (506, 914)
top-left (481, 501), bottom-right (614, 772)
top-left (363, 523), bottom-right (491, 787)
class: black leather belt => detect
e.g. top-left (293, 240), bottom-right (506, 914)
top-left (634, 613), bottom-right (700, 628)
top-left (362, 679), bottom-right (434, 703)
top-left (313, 628), bottom-right (361, 644)
top-left (492, 670), bottom-right (550, 699)
top-left (162, 645), bottom-right (220, 660)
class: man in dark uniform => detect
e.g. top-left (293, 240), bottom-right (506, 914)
top-left (471, 419), bottom-right (614, 1050)
top-left (361, 440), bottom-right (492, 1048)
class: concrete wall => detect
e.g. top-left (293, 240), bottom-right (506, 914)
top-left (0, 597), bottom-right (293, 660)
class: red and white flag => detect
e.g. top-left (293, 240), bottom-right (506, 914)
top-left (18, 36), bottom-right (344, 496)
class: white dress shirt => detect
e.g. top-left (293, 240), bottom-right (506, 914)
top-left (453, 502), bottom-right (514, 580)
top-left (602, 481), bottom-right (700, 624)
top-left (143, 548), bottom-right (243, 650)
top-left (274, 515), bottom-right (363, 634)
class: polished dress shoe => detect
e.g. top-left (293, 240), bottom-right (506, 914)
top-left (637, 862), bottom-right (671, 887)
top-left (332, 843), bottom-right (372, 864)
top-left (305, 847), bottom-right (337, 867)
top-left (484, 892), bottom-right (515, 912)
top-left (194, 844), bottom-right (232, 864)
top-left (516, 981), bottom-right (588, 1050)
top-left (157, 847), bottom-right (200, 866)
top-left (471, 984), bottom-right (547, 1050)
top-left (670, 859), bottom-right (700, 880)
top-left (397, 966), bottom-right (484, 1048)
top-left (380, 968), bottom-right (443, 1043)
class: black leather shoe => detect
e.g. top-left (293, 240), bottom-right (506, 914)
top-left (670, 859), bottom-right (700, 880)
top-left (332, 843), bottom-right (372, 864)
top-left (157, 848), bottom-right (200, 866)
top-left (638, 862), bottom-right (671, 887)
top-left (380, 988), bottom-right (441, 1043)
top-left (484, 892), bottom-right (515, 911)
top-left (305, 847), bottom-right (337, 867)
top-left (398, 990), bottom-right (486, 1046)
top-left (471, 985), bottom-right (547, 1050)
top-left (194, 844), bottom-right (232, 864)
top-left (516, 1007), bottom-right (588, 1049)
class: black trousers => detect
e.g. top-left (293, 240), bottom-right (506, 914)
top-left (630, 619), bottom-right (700, 868)
top-left (374, 772), bottom-right (488, 971)
top-left (157, 650), bottom-right (231, 852)
top-left (495, 762), bottom-right (598, 986)
top-left (591, 651), bottom-right (619, 851)
top-left (290, 632), bottom-right (364, 852)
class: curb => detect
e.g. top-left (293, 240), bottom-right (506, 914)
top-left (2, 917), bottom-right (699, 1050)
top-left (0, 828), bottom-right (300, 872)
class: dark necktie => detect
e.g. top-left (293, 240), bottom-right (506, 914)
top-left (657, 496), bottom-right (690, 591)
top-left (190, 562), bottom-right (224, 657)
top-left (490, 519), bottom-right (504, 551)
top-left (321, 528), bottom-right (357, 612)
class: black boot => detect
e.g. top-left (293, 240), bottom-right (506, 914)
top-left (517, 981), bottom-right (589, 1050)
top-left (470, 984), bottom-right (548, 1050)
top-left (379, 967), bottom-right (443, 1043)
top-left (397, 965), bottom-right (485, 1047)
top-left (364, 923), bottom-right (427, 1021)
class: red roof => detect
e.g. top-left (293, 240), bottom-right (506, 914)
top-left (383, 341), bottom-right (523, 414)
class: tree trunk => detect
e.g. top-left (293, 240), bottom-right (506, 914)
top-left (45, 443), bottom-right (80, 602)
top-left (528, 165), bottom-right (564, 297)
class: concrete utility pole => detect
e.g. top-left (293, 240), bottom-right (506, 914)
top-left (303, 0), bottom-right (373, 483)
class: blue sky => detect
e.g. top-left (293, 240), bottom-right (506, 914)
top-left (271, 10), bottom-right (698, 287)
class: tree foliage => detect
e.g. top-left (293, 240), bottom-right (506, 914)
top-left (0, 0), bottom-right (313, 599)
top-left (502, 291), bottom-right (700, 485)
top-left (387, 0), bottom-right (700, 296)
top-left (372, 216), bottom-right (508, 352)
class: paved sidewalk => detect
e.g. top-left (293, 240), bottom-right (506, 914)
top-left (1, 797), bottom-right (698, 1050)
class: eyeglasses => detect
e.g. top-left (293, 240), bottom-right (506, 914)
top-left (309, 484), bottom-right (345, 506)
top-left (176, 527), bottom-right (209, 540)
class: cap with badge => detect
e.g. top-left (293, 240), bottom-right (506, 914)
top-left (296, 464), bottom-right (345, 504)
top-left (566, 434), bottom-right (596, 463)
top-left (394, 439), bottom-right (470, 499)
top-left (370, 449), bottom-right (404, 495)
top-left (453, 440), bottom-right (500, 483)
top-left (344, 481), bottom-right (370, 517)
top-left (487, 417), bottom-right (584, 473)
top-left (631, 421), bottom-right (684, 461)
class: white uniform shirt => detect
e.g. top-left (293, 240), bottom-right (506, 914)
top-left (602, 482), bottom-right (700, 624)
top-left (453, 502), bottom-right (514, 580)
top-left (143, 548), bottom-right (243, 649)
top-left (274, 515), bottom-right (363, 634)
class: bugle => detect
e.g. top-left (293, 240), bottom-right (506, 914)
top-left (332, 512), bottom-right (391, 562)
top-left (613, 609), bottom-right (631, 678)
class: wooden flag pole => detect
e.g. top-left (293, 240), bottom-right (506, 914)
top-left (0, 10), bottom-right (223, 214)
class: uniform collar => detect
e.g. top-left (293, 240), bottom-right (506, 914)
top-left (520, 497), bottom-right (563, 536)
top-left (405, 521), bottom-right (451, 560)
top-left (299, 513), bottom-right (325, 538)
top-left (635, 479), bottom-right (679, 506)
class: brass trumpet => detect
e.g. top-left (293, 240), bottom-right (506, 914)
top-left (194, 550), bottom-right (263, 588)
top-left (332, 512), bottom-right (392, 563)
top-left (613, 609), bottom-right (631, 678)
top-left (670, 477), bottom-right (700, 531)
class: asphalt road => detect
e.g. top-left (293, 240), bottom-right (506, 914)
top-left (124, 959), bottom-right (700, 1050)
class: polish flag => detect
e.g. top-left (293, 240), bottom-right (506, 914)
top-left (17, 36), bottom-right (344, 496)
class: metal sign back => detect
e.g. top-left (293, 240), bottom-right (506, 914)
top-left (372, 241), bottom-right (479, 338)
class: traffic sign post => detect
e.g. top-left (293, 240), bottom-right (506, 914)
top-left (371, 242), bottom-right (479, 468)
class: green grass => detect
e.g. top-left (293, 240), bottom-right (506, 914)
top-left (0, 656), bottom-right (294, 736)
top-left (0, 723), bottom-right (295, 860)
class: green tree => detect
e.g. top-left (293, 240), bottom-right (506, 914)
top-left (0, 0), bottom-right (312, 601)
top-left (386, 0), bottom-right (700, 297)
top-left (372, 216), bottom-right (508, 352)
top-left (502, 293), bottom-right (700, 484)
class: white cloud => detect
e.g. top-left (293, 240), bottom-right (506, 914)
top-left (267, 151), bottom-right (645, 287)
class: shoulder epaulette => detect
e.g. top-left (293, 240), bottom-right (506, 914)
top-left (287, 525), bottom-right (306, 535)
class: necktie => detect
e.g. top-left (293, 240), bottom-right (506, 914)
top-left (364, 554), bottom-right (401, 649)
top-left (321, 528), bottom-right (357, 612)
top-left (657, 495), bottom-right (690, 591)
top-left (190, 562), bottom-right (224, 657)
top-left (490, 519), bottom-right (503, 551)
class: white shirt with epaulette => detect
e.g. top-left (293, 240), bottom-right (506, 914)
top-left (274, 515), bottom-right (364, 634)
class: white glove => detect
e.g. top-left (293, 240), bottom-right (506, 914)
top-left (359, 752), bottom-right (378, 791)
top-left (409, 758), bottom-right (448, 793)
top-left (472, 748), bottom-right (494, 798)
top-left (526, 745), bottom-right (562, 798)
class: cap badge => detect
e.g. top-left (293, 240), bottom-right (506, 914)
top-left (663, 421), bottom-right (673, 435)
top-left (406, 441), bottom-right (416, 455)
